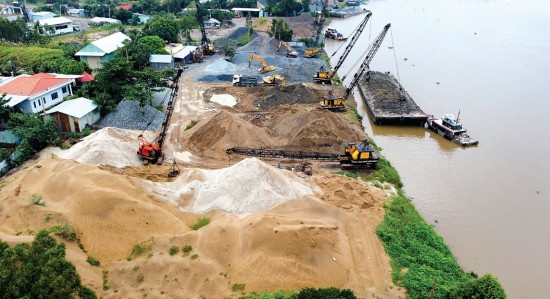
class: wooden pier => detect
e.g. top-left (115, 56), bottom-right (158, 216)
top-left (356, 71), bottom-right (427, 126)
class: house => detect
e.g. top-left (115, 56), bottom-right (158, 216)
top-left (231, 8), bottom-right (265, 18)
top-left (0, 131), bottom-right (19, 148)
top-left (115, 3), bottom-right (133, 11)
top-left (31, 11), bottom-right (56, 21)
top-left (38, 17), bottom-right (74, 35)
top-left (132, 13), bottom-right (151, 24)
top-left (150, 55), bottom-right (174, 71)
top-left (75, 32), bottom-right (130, 69)
top-left (0, 73), bottom-right (75, 114)
top-left (90, 17), bottom-right (121, 26)
top-left (67, 8), bottom-right (85, 17)
top-left (46, 97), bottom-right (100, 132)
top-left (172, 45), bottom-right (198, 64)
top-left (204, 18), bottom-right (221, 28)
top-left (256, 0), bottom-right (267, 9)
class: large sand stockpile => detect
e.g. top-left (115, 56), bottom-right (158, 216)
top-left (55, 127), bottom-right (155, 168)
top-left (143, 158), bottom-right (316, 214)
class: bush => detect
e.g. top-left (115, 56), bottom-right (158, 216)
top-left (297, 287), bottom-right (356, 299)
top-left (232, 283), bottom-right (246, 292)
top-left (182, 245), bottom-right (193, 256)
top-left (446, 274), bottom-right (506, 299)
top-left (367, 157), bottom-right (403, 189)
top-left (190, 217), bottom-right (211, 230)
top-left (30, 193), bottom-right (45, 206)
top-left (184, 119), bottom-right (198, 131)
top-left (169, 245), bottom-right (179, 256)
top-left (86, 256), bottom-right (100, 267)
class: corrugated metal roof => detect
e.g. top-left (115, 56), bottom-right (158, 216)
top-left (173, 46), bottom-right (198, 59)
top-left (38, 17), bottom-right (72, 26)
top-left (0, 130), bottom-right (19, 144)
top-left (46, 97), bottom-right (98, 118)
top-left (150, 55), bottom-right (173, 64)
top-left (75, 32), bottom-right (129, 56)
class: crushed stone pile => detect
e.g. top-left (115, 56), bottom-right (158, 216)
top-left (144, 158), bottom-right (315, 214)
top-left (55, 127), bottom-right (151, 168)
top-left (98, 100), bottom-right (165, 131)
top-left (255, 83), bottom-right (318, 109)
top-left (237, 36), bottom-right (280, 56)
top-left (363, 71), bottom-right (424, 114)
top-left (204, 59), bottom-right (237, 73)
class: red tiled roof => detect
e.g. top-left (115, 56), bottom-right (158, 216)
top-left (77, 71), bottom-right (94, 83)
top-left (116, 4), bottom-right (132, 10)
top-left (0, 73), bottom-right (71, 96)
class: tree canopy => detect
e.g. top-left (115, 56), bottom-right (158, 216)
top-left (268, 19), bottom-right (294, 41)
top-left (0, 230), bottom-right (96, 298)
top-left (267, 0), bottom-right (302, 17)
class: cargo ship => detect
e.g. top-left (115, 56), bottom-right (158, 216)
top-left (426, 114), bottom-right (479, 146)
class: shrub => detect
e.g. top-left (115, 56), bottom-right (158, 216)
top-left (184, 119), bottom-right (198, 131)
top-left (86, 256), bottom-right (100, 267)
top-left (169, 245), bottom-right (179, 256)
top-left (182, 245), bottom-right (193, 256)
top-left (446, 274), bottom-right (506, 299)
top-left (367, 157), bottom-right (403, 189)
top-left (232, 283), bottom-right (246, 292)
top-left (190, 253), bottom-right (199, 260)
top-left (297, 287), bottom-right (356, 299)
top-left (30, 193), bottom-right (45, 206)
top-left (190, 217), bottom-right (211, 230)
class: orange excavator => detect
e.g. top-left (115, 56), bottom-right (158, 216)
top-left (136, 72), bottom-right (180, 165)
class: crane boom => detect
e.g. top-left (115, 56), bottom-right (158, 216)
top-left (195, 1), bottom-right (215, 55)
top-left (320, 23), bottom-right (391, 111)
top-left (313, 12), bottom-right (372, 84)
top-left (343, 23), bottom-right (391, 100)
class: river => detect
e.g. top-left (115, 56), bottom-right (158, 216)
top-left (325, 0), bottom-right (550, 297)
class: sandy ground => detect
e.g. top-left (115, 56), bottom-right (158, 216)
top-left (0, 19), bottom-right (406, 298)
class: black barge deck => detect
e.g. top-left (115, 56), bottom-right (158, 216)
top-left (356, 71), bottom-right (427, 126)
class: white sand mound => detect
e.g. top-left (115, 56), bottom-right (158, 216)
top-left (144, 158), bottom-right (316, 214)
top-left (56, 127), bottom-right (152, 168)
top-left (210, 94), bottom-right (237, 107)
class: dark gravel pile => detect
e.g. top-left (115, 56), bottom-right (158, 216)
top-left (254, 84), bottom-right (319, 109)
top-left (215, 27), bottom-right (259, 50)
top-left (98, 100), bottom-right (165, 131)
top-left (362, 71), bottom-right (425, 115)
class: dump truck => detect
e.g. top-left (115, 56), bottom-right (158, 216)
top-left (232, 75), bottom-right (258, 86)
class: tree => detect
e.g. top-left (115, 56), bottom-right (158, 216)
top-left (446, 274), bottom-right (506, 299)
top-left (269, 19), bottom-right (293, 41)
top-left (0, 230), bottom-right (97, 299)
top-left (302, 0), bottom-right (310, 12)
top-left (113, 8), bottom-right (133, 24)
top-left (267, 0), bottom-right (302, 16)
top-left (7, 113), bottom-right (57, 152)
top-left (298, 287), bottom-right (356, 299)
top-left (143, 15), bottom-right (180, 42)
top-left (0, 93), bottom-right (12, 121)
top-left (59, 59), bottom-right (88, 75)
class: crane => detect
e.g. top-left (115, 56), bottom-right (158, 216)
top-left (321, 23), bottom-right (391, 111)
top-left (314, 11), bottom-right (372, 84)
top-left (249, 54), bottom-right (275, 74)
top-left (195, 0), bottom-right (215, 55)
top-left (277, 41), bottom-right (298, 58)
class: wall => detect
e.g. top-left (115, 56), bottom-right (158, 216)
top-left (77, 109), bottom-right (100, 131)
top-left (15, 85), bottom-right (72, 113)
top-left (85, 56), bottom-right (102, 69)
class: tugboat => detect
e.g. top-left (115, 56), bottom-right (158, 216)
top-left (325, 27), bottom-right (347, 40)
top-left (426, 113), bottom-right (479, 146)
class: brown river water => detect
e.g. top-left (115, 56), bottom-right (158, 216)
top-left (325, 0), bottom-right (550, 297)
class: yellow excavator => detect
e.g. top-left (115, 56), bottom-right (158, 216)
top-left (263, 74), bottom-right (285, 88)
top-left (304, 47), bottom-right (320, 58)
top-left (277, 41), bottom-right (298, 58)
top-left (249, 54), bottom-right (275, 74)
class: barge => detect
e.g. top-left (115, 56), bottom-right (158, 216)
top-left (426, 114), bottom-right (479, 146)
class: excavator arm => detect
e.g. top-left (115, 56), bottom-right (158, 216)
top-left (249, 54), bottom-right (275, 74)
top-left (195, 0), bottom-right (215, 55)
top-left (277, 41), bottom-right (298, 57)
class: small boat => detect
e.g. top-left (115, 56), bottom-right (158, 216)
top-left (325, 27), bottom-right (347, 40)
top-left (426, 113), bottom-right (479, 146)
top-left (347, 0), bottom-right (363, 6)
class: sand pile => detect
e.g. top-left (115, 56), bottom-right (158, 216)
top-left (55, 127), bottom-right (150, 168)
top-left (183, 110), bottom-right (277, 159)
top-left (255, 83), bottom-right (318, 109)
top-left (210, 94), bottom-right (238, 107)
top-left (143, 158), bottom-right (316, 214)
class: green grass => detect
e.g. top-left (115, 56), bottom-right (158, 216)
top-left (86, 256), bottom-right (100, 267)
top-left (377, 194), bottom-right (472, 298)
top-left (235, 33), bottom-right (252, 46)
top-left (182, 245), bottom-right (192, 256)
top-left (335, 171), bottom-right (359, 180)
top-left (366, 157), bottom-right (403, 189)
top-left (346, 104), bottom-right (363, 122)
top-left (30, 194), bottom-right (45, 206)
top-left (189, 217), bottom-right (211, 230)
top-left (128, 238), bottom-right (154, 260)
top-left (168, 245), bottom-right (179, 256)
top-left (102, 270), bottom-right (110, 291)
top-left (231, 283), bottom-right (246, 292)
top-left (184, 119), bottom-right (198, 131)
top-left (190, 253), bottom-right (199, 260)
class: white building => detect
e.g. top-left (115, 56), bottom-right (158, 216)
top-left (75, 32), bottom-right (131, 69)
top-left (46, 97), bottom-right (100, 132)
top-left (204, 18), bottom-right (221, 28)
top-left (0, 73), bottom-right (75, 114)
top-left (90, 17), bottom-right (121, 25)
top-left (38, 17), bottom-right (74, 35)
top-left (31, 11), bottom-right (56, 21)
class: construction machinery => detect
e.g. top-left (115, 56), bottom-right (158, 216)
top-left (226, 140), bottom-right (378, 167)
top-left (304, 47), bottom-right (320, 58)
top-left (195, 0), bottom-right (215, 55)
top-left (314, 11), bottom-right (372, 84)
top-left (137, 70), bottom-right (181, 164)
top-left (249, 54), bottom-right (275, 74)
top-left (262, 74), bottom-right (285, 88)
top-left (325, 27), bottom-right (346, 40)
top-left (277, 41), bottom-right (298, 58)
top-left (232, 74), bottom-right (258, 86)
top-left (321, 23), bottom-right (391, 111)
